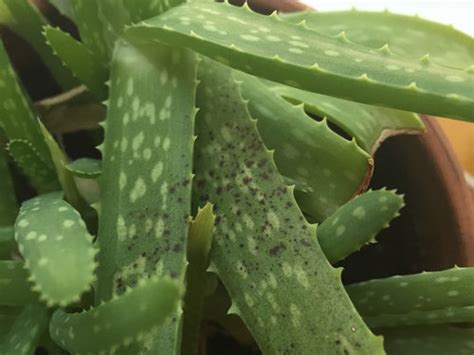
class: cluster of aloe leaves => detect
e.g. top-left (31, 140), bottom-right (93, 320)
top-left (0, 0), bottom-right (473, 354)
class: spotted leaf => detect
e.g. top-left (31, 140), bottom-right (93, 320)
top-left (95, 40), bottom-right (198, 353)
top-left (381, 325), bottom-right (474, 354)
top-left (0, 261), bottom-right (37, 306)
top-left (318, 189), bottom-right (405, 264)
top-left (126, 1), bottom-right (473, 121)
top-left (282, 10), bottom-right (474, 69)
top-left (44, 26), bottom-right (108, 100)
top-left (347, 267), bottom-right (474, 316)
top-left (237, 72), bottom-right (371, 221)
top-left (192, 59), bottom-right (383, 354)
top-left (50, 277), bottom-right (182, 355)
top-left (14, 194), bottom-right (97, 306)
top-left (269, 83), bottom-right (425, 153)
top-left (0, 304), bottom-right (48, 355)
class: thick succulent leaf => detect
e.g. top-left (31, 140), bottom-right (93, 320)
top-left (50, 277), bottom-right (181, 355)
top-left (7, 139), bottom-right (60, 193)
top-left (15, 194), bottom-right (97, 306)
top-left (0, 0), bottom-right (77, 89)
top-left (237, 72), bottom-right (372, 221)
top-left (126, 1), bottom-right (474, 122)
top-left (282, 10), bottom-right (474, 69)
top-left (0, 41), bottom-right (57, 174)
top-left (0, 146), bottom-right (18, 225)
top-left (0, 303), bottom-right (48, 355)
top-left (0, 226), bottom-right (16, 257)
top-left (318, 189), bottom-right (404, 264)
top-left (38, 121), bottom-right (86, 211)
top-left (366, 305), bottom-right (474, 328)
top-left (192, 59), bottom-right (383, 354)
top-left (66, 158), bottom-right (102, 178)
top-left (0, 307), bottom-right (21, 339)
top-left (381, 325), bottom-right (474, 355)
top-left (99, 0), bottom-right (185, 32)
top-left (0, 261), bottom-right (37, 306)
top-left (269, 83), bottom-right (425, 153)
top-left (44, 26), bottom-right (108, 99)
top-left (95, 40), bottom-right (198, 353)
top-left (182, 203), bottom-right (215, 355)
top-left (70, 0), bottom-right (113, 63)
top-left (347, 267), bottom-right (474, 316)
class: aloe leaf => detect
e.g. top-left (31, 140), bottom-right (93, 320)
top-left (366, 306), bottom-right (474, 328)
top-left (43, 26), bottom-right (108, 99)
top-left (0, 307), bottom-right (20, 339)
top-left (7, 139), bottom-right (60, 193)
top-left (70, 0), bottom-right (113, 63)
top-left (38, 121), bottom-right (87, 211)
top-left (381, 325), bottom-right (474, 355)
top-left (14, 194), bottom-right (97, 306)
top-left (0, 41), bottom-right (57, 173)
top-left (0, 303), bottom-right (48, 355)
top-left (95, 40), bottom-right (198, 353)
top-left (0, 261), bottom-right (37, 306)
top-left (182, 203), bottom-right (215, 355)
top-left (0, 0), bottom-right (77, 89)
top-left (193, 59), bottom-right (384, 354)
top-left (347, 267), bottom-right (474, 316)
top-left (318, 189), bottom-right (404, 264)
top-left (0, 146), bottom-right (18, 225)
top-left (126, 1), bottom-right (473, 122)
top-left (66, 158), bottom-right (102, 178)
top-left (0, 226), bottom-right (16, 257)
top-left (282, 10), bottom-right (474, 69)
top-left (236, 72), bottom-right (372, 221)
top-left (50, 277), bottom-right (181, 354)
top-left (269, 84), bottom-right (425, 153)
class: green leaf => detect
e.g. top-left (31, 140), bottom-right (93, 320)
top-left (0, 41), bottom-right (57, 173)
top-left (95, 40), bottom-right (198, 353)
top-left (44, 26), bottom-right (108, 99)
top-left (0, 226), bottom-right (16, 258)
top-left (236, 72), bottom-right (372, 221)
top-left (0, 146), bottom-right (18, 225)
top-left (346, 267), bottom-right (474, 316)
top-left (66, 158), bottom-right (102, 178)
top-left (126, 1), bottom-right (474, 121)
top-left (318, 189), bottom-right (404, 264)
top-left (192, 59), bottom-right (384, 354)
top-left (50, 277), bottom-right (182, 355)
top-left (0, 261), bottom-right (37, 306)
top-left (7, 139), bottom-right (60, 193)
top-left (14, 194), bottom-right (97, 306)
top-left (269, 83), bottom-right (425, 153)
top-left (1, 0), bottom-right (77, 89)
top-left (70, 0), bottom-right (114, 63)
top-left (365, 306), bottom-right (474, 328)
top-left (38, 121), bottom-right (87, 211)
top-left (282, 10), bottom-right (474, 69)
top-left (0, 304), bottom-right (48, 355)
top-left (182, 203), bottom-right (215, 355)
top-left (381, 325), bottom-right (474, 355)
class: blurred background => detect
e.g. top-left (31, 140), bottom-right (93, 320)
top-left (301, 0), bottom-right (474, 189)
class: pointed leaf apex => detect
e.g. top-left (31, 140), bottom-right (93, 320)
top-left (407, 82), bottom-right (418, 91)
top-left (377, 44), bottom-right (393, 56)
top-left (419, 53), bottom-right (431, 65)
top-left (335, 31), bottom-right (349, 42)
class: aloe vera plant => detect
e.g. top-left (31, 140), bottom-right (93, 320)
top-left (0, 0), bottom-right (473, 354)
